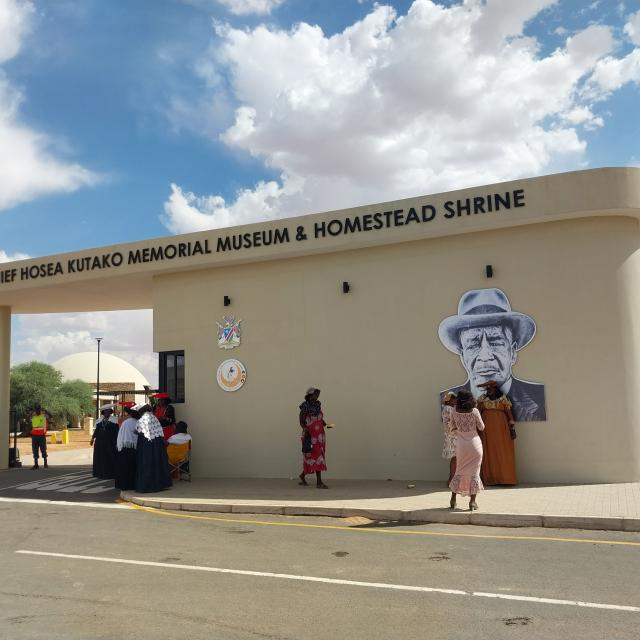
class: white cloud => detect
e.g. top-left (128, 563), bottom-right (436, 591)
top-left (624, 9), bottom-right (640, 45)
top-left (0, 248), bottom-right (29, 262)
top-left (0, 0), bottom-right (32, 63)
top-left (12, 310), bottom-right (158, 385)
top-left (163, 178), bottom-right (301, 232)
top-left (182, 0), bottom-right (284, 16)
top-left (217, 0), bottom-right (284, 15)
top-left (587, 48), bottom-right (640, 95)
top-left (0, 0), bottom-right (100, 211)
top-left (163, 0), bottom-right (634, 233)
top-left (562, 106), bottom-right (604, 129)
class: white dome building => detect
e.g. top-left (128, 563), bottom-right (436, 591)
top-left (52, 352), bottom-right (150, 408)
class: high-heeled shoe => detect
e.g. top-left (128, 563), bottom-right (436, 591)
top-left (469, 501), bottom-right (478, 511)
top-left (449, 497), bottom-right (456, 509)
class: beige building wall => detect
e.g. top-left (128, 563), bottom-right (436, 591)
top-left (154, 215), bottom-right (640, 483)
top-left (1, 167), bottom-right (639, 477)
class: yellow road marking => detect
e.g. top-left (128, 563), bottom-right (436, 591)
top-left (126, 503), bottom-right (640, 547)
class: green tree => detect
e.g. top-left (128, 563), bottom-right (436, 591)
top-left (10, 362), bottom-right (94, 428)
top-left (59, 379), bottom-right (94, 416)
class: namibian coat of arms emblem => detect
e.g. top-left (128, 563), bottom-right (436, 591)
top-left (216, 316), bottom-right (242, 350)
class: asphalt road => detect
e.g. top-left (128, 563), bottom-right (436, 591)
top-left (0, 467), bottom-right (639, 639)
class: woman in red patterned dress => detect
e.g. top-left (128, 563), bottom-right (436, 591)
top-left (298, 387), bottom-right (328, 489)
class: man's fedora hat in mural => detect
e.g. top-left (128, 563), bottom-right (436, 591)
top-left (438, 288), bottom-right (536, 355)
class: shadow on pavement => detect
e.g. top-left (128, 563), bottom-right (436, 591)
top-left (0, 462), bottom-right (120, 504)
top-left (146, 478), bottom-right (450, 503)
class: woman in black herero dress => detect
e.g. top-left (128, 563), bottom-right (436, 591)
top-left (91, 405), bottom-right (119, 479)
top-left (115, 403), bottom-right (139, 491)
top-left (135, 404), bottom-right (172, 493)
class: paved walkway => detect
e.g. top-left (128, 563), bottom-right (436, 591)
top-left (122, 478), bottom-right (640, 532)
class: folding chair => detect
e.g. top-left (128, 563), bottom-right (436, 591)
top-left (167, 442), bottom-right (191, 481)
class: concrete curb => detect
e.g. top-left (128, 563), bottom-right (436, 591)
top-left (120, 492), bottom-right (640, 532)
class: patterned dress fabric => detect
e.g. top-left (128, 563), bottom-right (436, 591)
top-left (301, 409), bottom-right (327, 473)
top-left (448, 408), bottom-right (485, 497)
top-left (441, 405), bottom-right (456, 460)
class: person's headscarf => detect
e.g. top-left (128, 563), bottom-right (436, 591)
top-left (100, 404), bottom-right (118, 424)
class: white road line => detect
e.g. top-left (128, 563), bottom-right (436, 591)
top-left (57, 479), bottom-right (113, 493)
top-left (15, 550), bottom-right (640, 614)
top-left (473, 592), bottom-right (639, 612)
top-left (0, 471), bottom-right (90, 491)
top-left (34, 475), bottom-right (96, 491)
top-left (3, 472), bottom-right (115, 494)
top-left (0, 497), bottom-right (128, 509)
top-left (15, 473), bottom-right (92, 491)
top-left (82, 485), bottom-right (118, 494)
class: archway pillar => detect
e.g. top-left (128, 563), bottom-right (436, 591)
top-left (0, 306), bottom-right (10, 470)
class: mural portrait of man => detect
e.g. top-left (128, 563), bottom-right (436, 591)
top-left (438, 288), bottom-right (546, 422)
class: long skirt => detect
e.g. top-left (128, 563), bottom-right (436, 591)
top-left (92, 425), bottom-right (118, 479)
top-left (479, 409), bottom-right (517, 485)
top-left (302, 419), bottom-right (327, 474)
top-left (115, 448), bottom-right (137, 491)
top-left (135, 436), bottom-right (172, 493)
top-left (449, 435), bottom-right (484, 497)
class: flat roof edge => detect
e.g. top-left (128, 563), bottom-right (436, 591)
top-left (0, 167), bottom-right (638, 311)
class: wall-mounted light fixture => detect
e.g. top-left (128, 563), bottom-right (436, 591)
top-left (342, 281), bottom-right (350, 294)
top-left (223, 295), bottom-right (231, 306)
top-left (485, 265), bottom-right (493, 279)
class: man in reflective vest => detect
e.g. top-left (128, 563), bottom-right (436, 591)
top-left (30, 404), bottom-right (50, 470)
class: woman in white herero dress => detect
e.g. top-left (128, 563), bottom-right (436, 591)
top-left (441, 392), bottom-right (457, 485)
top-left (448, 390), bottom-right (485, 511)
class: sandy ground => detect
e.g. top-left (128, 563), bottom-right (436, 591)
top-left (10, 429), bottom-right (93, 466)
top-left (10, 428), bottom-right (91, 452)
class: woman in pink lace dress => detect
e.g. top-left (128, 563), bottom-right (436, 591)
top-left (448, 390), bottom-right (485, 511)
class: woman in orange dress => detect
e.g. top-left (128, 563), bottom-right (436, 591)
top-left (477, 380), bottom-right (517, 485)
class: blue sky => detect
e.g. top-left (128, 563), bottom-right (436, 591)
top-left (1, 0), bottom-right (639, 383)
top-left (1, 0), bottom-right (416, 254)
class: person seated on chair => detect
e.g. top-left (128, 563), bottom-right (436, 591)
top-left (167, 421), bottom-right (191, 446)
top-left (167, 421), bottom-right (191, 475)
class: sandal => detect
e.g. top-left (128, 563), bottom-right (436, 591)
top-left (469, 501), bottom-right (478, 511)
top-left (449, 497), bottom-right (456, 509)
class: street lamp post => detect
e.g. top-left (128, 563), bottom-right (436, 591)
top-left (95, 337), bottom-right (103, 419)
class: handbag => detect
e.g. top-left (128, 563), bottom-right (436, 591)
top-left (301, 429), bottom-right (313, 454)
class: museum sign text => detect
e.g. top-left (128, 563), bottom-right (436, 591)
top-left (0, 189), bottom-right (524, 284)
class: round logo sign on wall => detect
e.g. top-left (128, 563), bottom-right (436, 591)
top-left (216, 358), bottom-right (247, 392)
